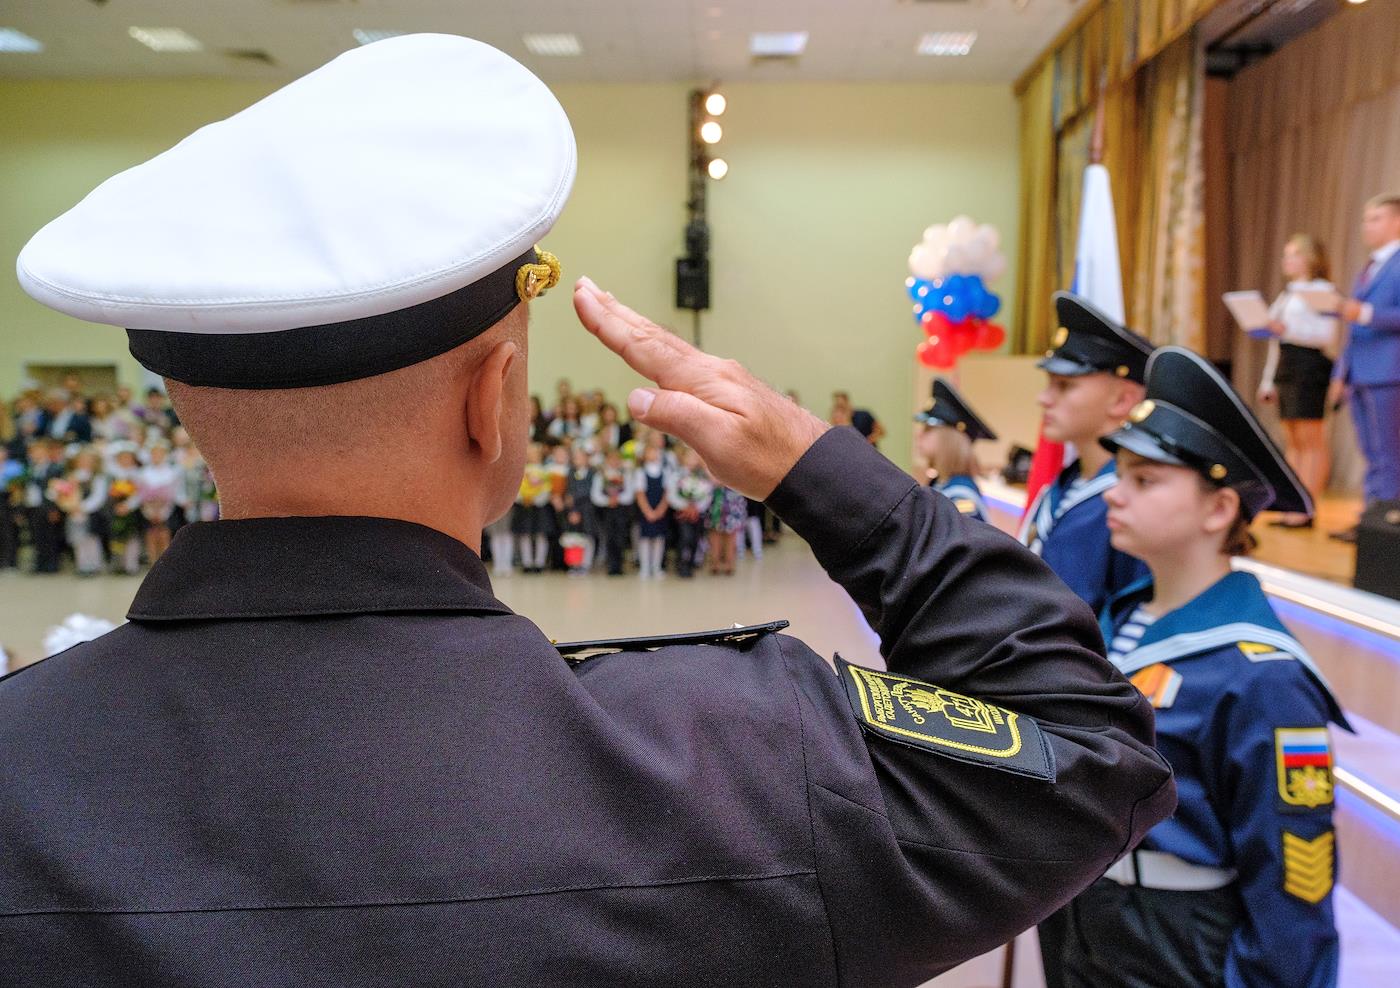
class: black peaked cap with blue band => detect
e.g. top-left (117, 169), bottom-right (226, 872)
top-left (914, 378), bottom-right (997, 443)
top-left (1100, 345), bottom-right (1312, 519)
top-left (1039, 291), bottom-right (1154, 384)
top-left (16, 35), bottom-right (575, 390)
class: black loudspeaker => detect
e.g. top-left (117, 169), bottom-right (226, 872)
top-left (1353, 499), bottom-right (1400, 601)
top-left (676, 256), bottom-right (710, 311)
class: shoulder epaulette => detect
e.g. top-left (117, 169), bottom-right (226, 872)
top-left (554, 620), bottom-right (790, 663)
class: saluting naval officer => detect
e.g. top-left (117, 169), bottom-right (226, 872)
top-left (1, 36), bottom-right (1174, 987)
top-left (1061, 347), bottom-right (1350, 988)
top-left (1019, 292), bottom-right (1153, 614)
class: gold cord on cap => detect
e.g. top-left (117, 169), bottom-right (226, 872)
top-left (516, 246), bottom-right (561, 302)
top-left (1129, 400), bottom-right (1155, 423)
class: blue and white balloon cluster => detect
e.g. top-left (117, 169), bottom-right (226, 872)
top-left (905, 216), bottom-right (1008, 368)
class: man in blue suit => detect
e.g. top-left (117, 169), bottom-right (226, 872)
top-left (1330, 193), bottom-right (1400, 542)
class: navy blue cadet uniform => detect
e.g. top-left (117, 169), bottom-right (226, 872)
top-left (916, 377), bottom-right (995, 523)
top-left (0, 429), bottom-right (1175, 986)
top-left (1083, 571), bottom-right (1347, 987)
top-left (1062, 346), bottom-right (1350, 988)
top-left (1018, 293), bottom-right (1153, 615)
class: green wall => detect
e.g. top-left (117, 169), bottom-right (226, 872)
top-left (1, 77), bottom-right (1020, 467)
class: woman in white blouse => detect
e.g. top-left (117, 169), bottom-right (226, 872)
top-left (1257, 234), bottom-right (1339, 528)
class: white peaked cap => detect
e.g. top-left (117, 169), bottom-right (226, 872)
top-left (17, 34), bottom-right (575, 389)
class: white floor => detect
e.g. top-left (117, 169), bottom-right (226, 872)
top-left (2, 537), bottom-right (1396, 986)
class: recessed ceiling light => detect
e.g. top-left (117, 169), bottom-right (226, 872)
top-left (128, 27), bottom-right (203, 53)
top-left (352, 29), bottom-right (406, 46)
top-left (750, 32), bottom-right (808, 57)
top-left (0, 28), bottom-right (43, 53)
top-left (917, 32), bottom-right (977, 57)
top-left (523, 33), bottom-right (582, 57)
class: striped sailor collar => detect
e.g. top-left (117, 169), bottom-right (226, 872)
top-left (1103, 571), bottom-right (1350, 730)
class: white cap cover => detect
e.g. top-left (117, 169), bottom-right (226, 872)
top-left (16, 34), bottom-right (575, 388)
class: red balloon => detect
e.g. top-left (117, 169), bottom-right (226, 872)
top-left (921, 310), bottom-right (953, 338)
top-left (916, 338), bottom-right (957, 369)
top-left (975, 321), bottom-right (1007, 350)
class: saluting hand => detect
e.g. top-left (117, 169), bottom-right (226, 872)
top-left (573, 277), bottom-right (829, 500)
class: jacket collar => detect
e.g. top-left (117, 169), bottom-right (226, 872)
top-left (128, 516), bottom-right (511, 622)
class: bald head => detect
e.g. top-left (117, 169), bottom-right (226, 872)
top-left (166, 305), bottom-right (530, 543)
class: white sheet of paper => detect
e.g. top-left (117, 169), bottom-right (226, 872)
top-left (1296, 288), bottom-right (1342, 314)
top-left (1222, 290), bottom-right (1271, 332)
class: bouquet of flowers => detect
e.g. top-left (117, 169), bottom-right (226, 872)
top-left (108, 479), bottom-right (139, 543)
top-left (48, 478), bottom-right (81, 515)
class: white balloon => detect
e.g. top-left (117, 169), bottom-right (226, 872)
top-left (947, 215), bottom-right (976, 244)
top-left (944, 243), bottom-right (970, 274)
top-left (922, 224), bottom-right (949, 250)
top-left (984, 253), bottom-right (1008, 283)
top-left (963, 237), bottom-right (991, 272)
top-left (909, 244), bottom-right (944, 280)
top-left (976, 224), bottom-right (1001, 252)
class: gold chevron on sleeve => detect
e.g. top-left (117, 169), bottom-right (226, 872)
top-left (1282, 830), bottom-right (1335, 904)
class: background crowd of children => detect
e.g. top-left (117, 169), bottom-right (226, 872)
top-left (2, 376), bottom-right (216, 576)
top-left (1, 375), bottom-right (779, 580)
top-left (487, 380), bottom-right (777, 579)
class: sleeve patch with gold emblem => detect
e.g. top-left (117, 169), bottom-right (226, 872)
top-left (1275, 728), bottom-right (1334, 809)
top-left (1129, 663), bottom-right (1182, 708)
top-left (836, 658), bottom-right (1054, 782)
top-left (1282, 830), bottom-right (1334, 904)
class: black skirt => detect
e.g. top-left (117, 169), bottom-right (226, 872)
top-left (1275, 343), bottom-right (1333, 421)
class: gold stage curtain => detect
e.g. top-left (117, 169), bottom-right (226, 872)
top-left (1014, 59), bottom-right (1057, 354)
top-left (1015, 0), bottom-right (1225, 355)
top-left (1129, 34), bottom-right (1205, 352)
top-left (1220, 0), bottom-right (1400, 494)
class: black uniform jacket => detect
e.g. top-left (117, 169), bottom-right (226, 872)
top-left (0, 427), bottom-right (1174, 987)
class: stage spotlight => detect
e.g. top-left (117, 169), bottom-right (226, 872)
top-left (704, 92), bottom-right (727, 116)
top-left (707, 158), bottom-right (729, 180)
top-left (699, 120), bottom-right (723, 144)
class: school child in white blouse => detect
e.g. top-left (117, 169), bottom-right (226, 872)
top-left (633, 445), bottom-right (672, 579)
top-left (590, 447), bottom-right (635, 576)
top-left (138, 442), bottom-right (181, 565)
top-left (513, 443), bottom-right (554, 574)
top-left (561, 445), bottom-right (597, 574)
top-left (669, 447), bottom-right (713, 578)
top-left (57, 447), bottom-right (109, 576)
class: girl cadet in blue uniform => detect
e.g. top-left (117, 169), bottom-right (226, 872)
top-left (914, 377), bottom-right (995, 522)
top-left (1061, 345), bottom-right (1351, 988)
top-left (1018, 292), bottom-right (1152, 616)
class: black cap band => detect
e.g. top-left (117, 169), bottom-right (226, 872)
top-left (127, 247), bottom-right (541, 389)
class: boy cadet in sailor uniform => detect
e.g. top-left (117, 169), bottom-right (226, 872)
top-left (1062, 347), bottom-right (1349, 988)
top-left (914, 377), bottom-right (995, 523)
top-left (1, 36), bottom-right (1174, 986)
top-left (1019, 292), bottom-right (1153, 615)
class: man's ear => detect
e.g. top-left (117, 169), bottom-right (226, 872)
top-left (465, 339), bottom-right (517, 464)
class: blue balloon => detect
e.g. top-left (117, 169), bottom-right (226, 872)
top-left (941, 274), bottom-right (971, 323)
top-left (906, 277), bottom-right (933, 303)
top-left (963, 276), bottom-right (989, 318)
top-left (978, 290), bottom-right (1002, 320)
